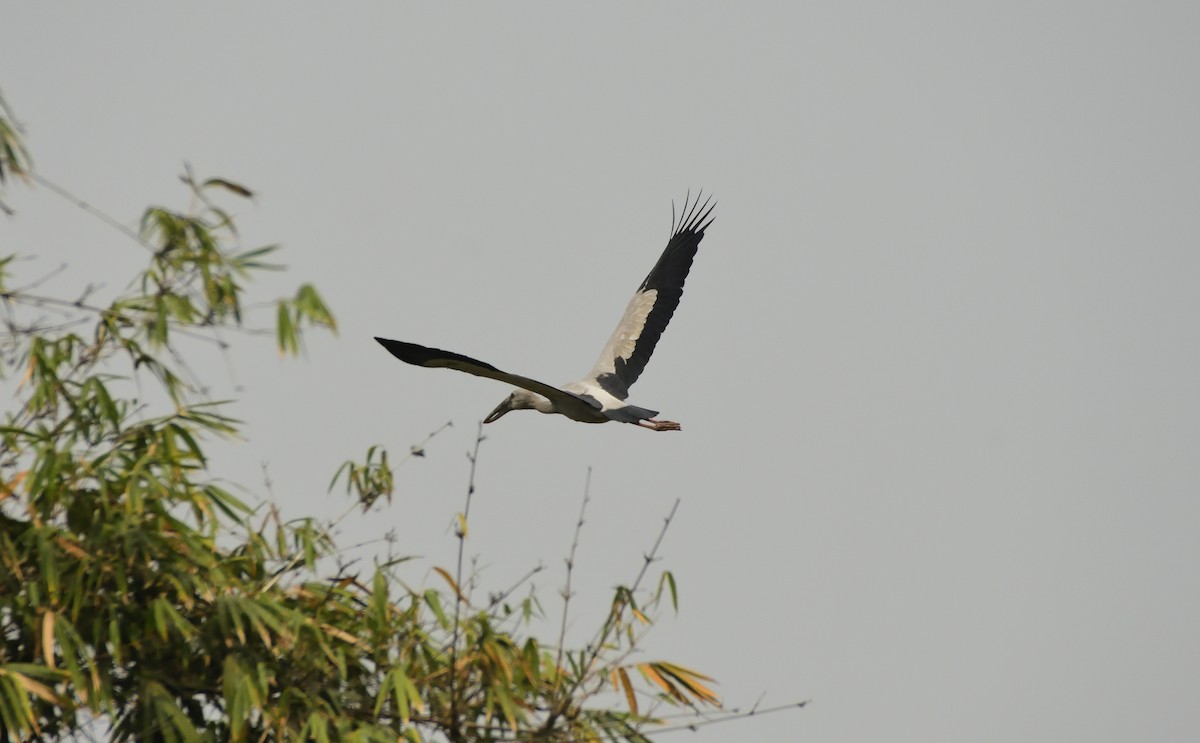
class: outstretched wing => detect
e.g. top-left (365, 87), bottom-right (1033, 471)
top-left (586, 192), bottom-right (715, 400)
top-left (374, 337), bottom-right (595, 409)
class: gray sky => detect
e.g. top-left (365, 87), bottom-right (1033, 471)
top-left (4, 3), bottom-right (1198, 741)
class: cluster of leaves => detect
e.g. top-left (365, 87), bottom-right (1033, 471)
top-left (0, 99), bottom-right (30, 216)
top-left (0, 96), bottom-right (722, 742)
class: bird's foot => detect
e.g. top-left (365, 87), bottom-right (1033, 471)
top-left (640, 418), bottom-right (681, 432)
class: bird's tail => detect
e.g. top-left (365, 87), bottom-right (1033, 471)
top-left (607, 404), bottom-right (660, 424)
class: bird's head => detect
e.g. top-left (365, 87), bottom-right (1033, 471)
top-left (484, 389), bottom-right (540, 423)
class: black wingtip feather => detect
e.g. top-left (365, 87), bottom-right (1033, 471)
top-left (672, 190), bottom-right (716, 238)
top-left (640, 191), bottom-right (714, 295)
top-left (375, 337), bottom-right (434, 365)
top-left (374, 337), bottom-right (502, 372)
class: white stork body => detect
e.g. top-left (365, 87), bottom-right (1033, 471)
top-left (375, 193), bottom-right (714, 431)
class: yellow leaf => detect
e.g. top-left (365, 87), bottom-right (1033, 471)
top-left (319, 623), bottom-right (363, 647)
top-left (655, 661), bottom-right (715, 682)
top-left (20, 674), bottom-right (66, 706)
top-left (55, 536), bottom-right (89, 560)
top-left (42, 611), bottom-right (56, 669)
top-left (637, 663), bottom-right (685, 703)
top-left (432, 566), bottom-right (467, 602)
top-left (0, 669), bottom-right (66, 706)
top-left (654, 661), bottom-right (720, 706)
top-left (0, 470), bottom-right (27, 499)
top-left (617, 667), bottom-right (639, 715)
top-left (484, 639), bottom-right (515, 684)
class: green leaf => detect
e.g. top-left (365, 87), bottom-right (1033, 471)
top-left (386, 667), bottom-right (419, 723)
top-left (276, 300), bottom-right (296, 356)
top-left (202, 484), bottom-right (249, 520)
top-left (660, 570), bottom-right (678, 612)
top-left (371, 569), bottom-right (390, 627)
top-left (202, 177), bottom-right (255, 198)
top-left (294, 283), bottom-right (337, 332)
top-left (424, 589), bottom-right (448, 629)
top-left (233, 244), bottom-right (282, 271)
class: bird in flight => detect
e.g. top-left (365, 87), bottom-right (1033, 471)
top-left (375, 193), bottom-right (715, 431)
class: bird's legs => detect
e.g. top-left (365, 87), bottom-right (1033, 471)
top-left (638, 418), bottom-right (681, 432)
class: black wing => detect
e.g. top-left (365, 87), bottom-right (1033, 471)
top-left (586, 192), bottom-right (715, 399)
top-left (375, 337), bottom-right (594, 408)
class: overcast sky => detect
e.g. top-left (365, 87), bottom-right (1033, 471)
top-left (3, 3), bottom-right (1198, 741)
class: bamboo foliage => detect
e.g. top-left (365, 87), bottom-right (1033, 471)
top-left (0, 93), bottom-right (796, 743)
top-left (0, 92), bottom-right (741, 742)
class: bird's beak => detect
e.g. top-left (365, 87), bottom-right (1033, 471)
top-left (483, 397), bottom-right (512, 424)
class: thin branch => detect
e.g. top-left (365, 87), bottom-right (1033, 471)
top-left (554, 466), bottom-right (592, 687)
top-left (448, 421), bottom-right (485, 743)
top-left (7, 261), bottom-right (69, 294)
top-left (0, 289), bottom-right (259, 348)
top-left (487, 562), bottom-right (546, 616)
top-left (543, 497), bottom-right (682, 735)
top-left (260, 422), bottom-right (451, 593)
top-left (648, 700), bottom-right (809, 736)
top-left (405, 698), bottom-right (807, 742)
top-left (324, 421), bottom-right (452, 529)
top-left (591, 497), bottom-right (681, 653)
top-left (28, 171), bottom-right (154, 253)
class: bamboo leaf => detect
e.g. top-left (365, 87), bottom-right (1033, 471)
top-left (637, 663), bottom-right (686, 704)
top-left (424, 590), bottom-right (448, 629)
top-left (0, 669), bottom-right (39, 737)
top-left (651, 661), bottom-right (720, 706)
top-left (401, 667), bottom-right (425, 714)
top-left (319, 623), bottom-right (363, 648)
top-left (202, 177), bottom-right (255, 199)
top-left (388, 668), bottom-right (414, 723)
top-left (303, 712), bottom-right (330, 743)
top-left (41, 611), bottom-right (55, 668)
top-left (232, 244), bottom-right (282, 271)
top-left (661, 570), bottom-right (678, 612)
top-left (432, 566), bottom-right (466, 602)
top-left (491, 682), bottom-right (519, 731)
top-left (54, 536), bottom-right (88, 560)
top-left (0, 667), bottom-right (66, 706)
top-left (293, 283), bottom-right (337, 332)
top-left (617, 667), bottom-right (639, 715)
top-left (276, 300), bottom-right (295, 356)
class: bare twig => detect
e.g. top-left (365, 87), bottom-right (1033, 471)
top-left (260, 422), bottom-right (451, 593)
top-left (406, 698), bottom-right (807, 742)
top-left (542, 497), bottom-right (682, 735)
top-left (448, 421), bottom-right (486, 743)
top-left (325, 421), bottom-right (452, 529)
top-left (554, 466), bottom-right (592, 688)
top-left (0, 289), bottom-right (255, 347)
top-left (590, 497), bottom-right (680, 653)
top-left (487, 562), bottom-right (546, 617)
top-left (648, 700), bottom-right (809, 736)
top-left (7, 262), bottom-right (69, 294)
top-left (29, 171), bottom-right (153, 252)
